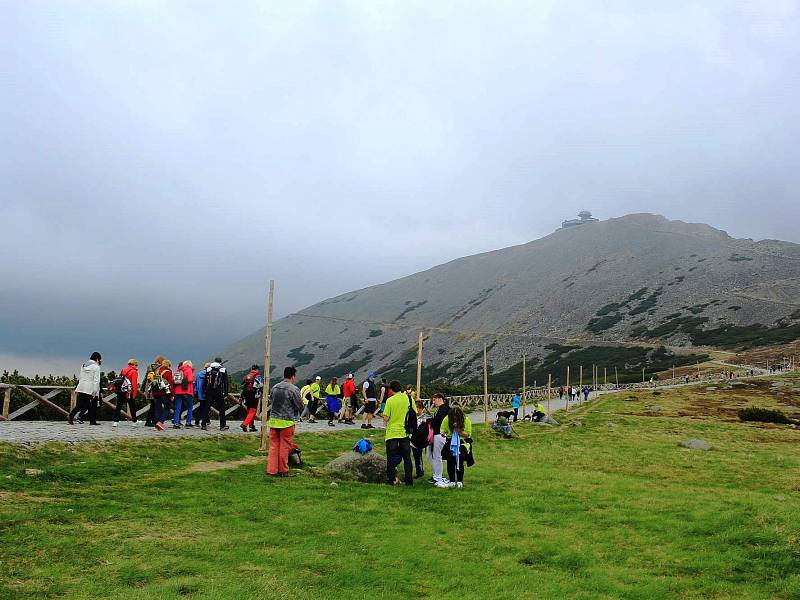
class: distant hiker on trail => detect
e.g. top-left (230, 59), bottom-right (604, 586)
top-left (204, 359), bottom-right (229, 431)
top-left (558, 386), bottom-right (564, 400)
top-left (239, 365), bottom-right (263, 432)
top-left (307, 376), bottom-right (322, 423)
top-left (266, 366), bottom-right (303, 477)
top-left (152, 359), bottom-right (174, 431)
top-left (194, 362), bottom-right (209, 427)
top-left (112, 358), bottom-right (139, 427)
top-left (299, 379), bottom-right (313, 421)
top-left (440, 406), bottom-right (474, 489)
top-left (325, 377), bottom-right (342, 427)
top-left (341, 374), bottom-right (357, 425)
top-left (69, 352), bottom-right (102, 425)
top-left (582, 386), bottom-right (590, 401)
top-left (144, 356), bottom-right (165, 427)
top-left (361, 373), bottom-right (378, 429)
top-left (532, 400), bottom-right (546, 422)
top-left (570, 386), bottom-right (577, 403)
top-left (172, 360), bottom-right (195, 429)
top-left (426, 393), bottom-right (450, 485)
top-left (512, 390), bottom-right (521, 422)
top-left (383, 380), bottom-right (414, 486)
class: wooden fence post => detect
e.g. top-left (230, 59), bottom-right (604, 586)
top-left (615, 366), bottom-right (619, 388)
top-left (547, 373), bottom-right (552, 415)
top-left (2, 387), bottom-right (10, 420)
top-left (415, 332), bottom-right (423, 409)
top-left (521, 354), bottom-right (526, 419)
top-left (260, 280), bottom-right (275, 455)
top-left (70, 390), bottom-right (77, 412)
top-left (565, 366), bottom-right (570, 411)
top-left (483, 344), bottom-right (489, 425)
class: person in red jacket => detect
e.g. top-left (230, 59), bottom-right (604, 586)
top-left (239, 365), bottom-right (263, 432)
top-left (153, 359), bottom-right (175, 431)
top-left (341, 374), bottom-right (357, 425)
top-left (172, 360), bottom-right (195, 429)
top-left (113, 358), bottom-right (140, 427)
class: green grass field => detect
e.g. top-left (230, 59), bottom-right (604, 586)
top-left (2, 374), bottom-right (800, 599)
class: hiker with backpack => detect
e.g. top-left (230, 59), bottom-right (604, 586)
top-left (425, 393), bottom-right (450, 485)
top-left (299, 379), bottom-right (313, 421)
top-left (512, 390), bottom-right (521, 422)
top-left (151, 359), bottom-right (174, 431)
top-left (439, 406), bottom-right (474, 489)
top-left (361, 373), bottom-right (378, 429)
top-left (203, 358), bottom-right (229, 431)
top-left (111, 358), bottom-right (139, 427)
top-left (341, 374), bottom-right (357, 425)
top-left (325, 377), bottom-right (342, 427)
top-left (266, 366), bottom-right (303, 477)
top-left (239, 365), bottom-right (263, 432)
top-left (193, 362), bottom-right (209, 426)
top-left (376, 377), bottom-right (392, 416)
top-left (382, 380), bottom-right (415, 486)
top-left (143, 356), bottom-right (165, 427)
top-left (307, 376), bottom-right (322, 423)
top-left (410, 392), bottom-right (426, 479)
top-left (68, 352), bottom-right (102, 425)
top-left (172, 360), bottom-right (195, 429)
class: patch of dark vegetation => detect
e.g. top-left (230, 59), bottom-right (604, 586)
top-left (664, 312), bottom-right (682, 320)
top-left (635, 316), bottom-right (709, 339)
top-left (338, 345), bottom-right (362, 360)
top-left (629, 288), bottom-right (663, 316)
top-left (396, 300), bottom-right (428, 321)
top-left (316, 351), bottom-right (374, 381)
top-left (691, 323), bottom-right (800, 348)
top-left (565, 282), bottom-right (575, 289)
top-left (668, 276), bottom-right (685, 286)
top-left (287, 345), bottom-right (315, 368)
top-left (697, 258), bottom-right (707, 262)
top-left (688, 267), bottom-right (697, 272)
top-left (729, 253), bottom-right (753, 262)
top-left (586, 260), bottom-right (607, 274)
top-left (738, 407), bottom-right (792, 425)
top-left (586, 313), bottom-right (624, 333)
top-left (368, 329), bottom-right (383, 338)
top-left (728, 306), bottom-right (742, 311)
top-left (688, 303), bottom-right (710, 314)
top-left (596, 302), bottom-right (623, 316)
top-left (627, 287), bottom-right (649, 303)
top-left (791, 309), bottom-right (800, 320)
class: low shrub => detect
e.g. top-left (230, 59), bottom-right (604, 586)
top-left (738, 407), bottom-right (792, 424)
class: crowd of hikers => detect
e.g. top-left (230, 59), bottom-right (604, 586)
top-left (68, 352), bottom-right (497, 488)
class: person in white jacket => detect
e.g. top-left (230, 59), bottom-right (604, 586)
top-left (69, 352), bottom-right (102, 425)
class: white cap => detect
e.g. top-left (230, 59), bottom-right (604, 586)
top-left (315, 376), bottom-right (321, 380)
top-left (347, 373), bottom-right (354, 378)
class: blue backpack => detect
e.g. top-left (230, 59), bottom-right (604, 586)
top-left (353, 439), bottom-right (373, 455)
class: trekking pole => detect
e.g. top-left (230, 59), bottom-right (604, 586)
top-left (483, 344), bottom-right (489, 425)
top-left (522, 354), bottom-right (526, 419)
top-left (259, 280), bottom-right (274, 454)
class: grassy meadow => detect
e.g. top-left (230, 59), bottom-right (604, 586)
top-left (1, 373), bottom-right (799, 599)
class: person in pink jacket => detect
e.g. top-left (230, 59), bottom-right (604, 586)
top-left (172, 360), bottom-right (196, 429)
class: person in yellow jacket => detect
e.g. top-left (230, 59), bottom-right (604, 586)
top-left (324, 377), bottom-right (342, 427)
top-left (439, 406), bottom-right (473, 489)
top-left (383, 381), bottom-right (414, 486)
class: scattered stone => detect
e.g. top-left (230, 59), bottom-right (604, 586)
top-left (645, 405), bottom-right (663, 415)
top-left (329, 482), bottom-right (338, 488)
top-left (606, 422), bottom-right (618, 428)
top-left (730, 381), bottom-right (747, 388)
top-left (325, 452), bottom-right (387, 484)
top-left (771, 381), bottom-right (787, 388)
top-left (24, 468), bottom-right (43, 477)
top-left (572, 420), bottom-right (583, 427)
top-left (705, 387), bottom-right (718, 391)
top-left (679, 439), bottom-right (712, 451)
top-left (624, 396), bottom-right (639, 402)
top-left (541, 415), bottom-right (559, 426)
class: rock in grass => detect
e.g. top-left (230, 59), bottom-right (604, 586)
top-left (24, 468), bottom-right (43, 477)
top-left (325, 452), bottom-right (387, 484)
top-left (541, 415), bottom-right (559, 426)
top-left (679, 439), bottom-right (712, 451)
top-left (705, 387), bottom-right (718, 391)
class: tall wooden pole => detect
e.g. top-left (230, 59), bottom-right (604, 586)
top-left (415, 332), bottom-right (423, 408)
top-left (672, 365), bottom-right (676, 381)
top-left (259, 280), bottom-right (275, 453)
top-left (604, 366), bottom-right (607, 386)
top-left (547, 373), bottom-right (552, 415)
top-left (579, 365), bottom-right (583, 403)
top-left (522, 354), bottom-right (527, 419)
top-left (565, 365), bottom-right (570, 411)
top-left (642, 367), bottom-right (645, 384)
top-left (483, 344), bottom-right (489, 424)
top-left (615, 366), bottom-right (619, 388)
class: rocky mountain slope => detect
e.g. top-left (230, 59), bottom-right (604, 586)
top-left (219, 213), bottom-right (800, 382)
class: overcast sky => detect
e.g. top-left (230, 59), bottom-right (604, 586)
top-left (1, 1), bottom-right (799, 375)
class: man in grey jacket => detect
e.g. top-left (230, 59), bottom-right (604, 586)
top-left (266, 366), bottom-right (303, 477)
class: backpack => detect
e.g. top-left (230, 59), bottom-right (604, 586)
top-left (353, 439), bottom-right (373, 455)
top-left (110, 375), bottom-right (131, 394)
top-left (410, 420), bottom-right (432, 449)
top-left (147, 366), bottom-right (170, 394)
top-left (174, 369), bottom-right (186, 387)
top-left (404, 394), bottom-right (418, 437)
top-left (243, 373), bottom-right (264, 399)
top-left (206, 366), bottom-right (225, 394)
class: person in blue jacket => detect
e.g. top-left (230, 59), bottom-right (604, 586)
top-left (511, 390), bottom-right (521, 422)
top-left (194, 362), bottom-right (209, 428)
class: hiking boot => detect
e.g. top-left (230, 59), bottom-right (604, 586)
top-left (328, 422), bottom-right (335, 427)
top-left (68, 417), bottom-right (74, 425)
top-left (455, 482), bottom-right (464, 489)
top-left (131, 421), bottom-right (139, 427)
top-left (367, 424), bottom-right (375, 429)
top-left (201, 425), bottom-right (207, 431)
top-left (172, 424), bottom-right (181, 429)
top-left (76, 418), bottom-right (84, 424)
top-left (220, 426), bottom-right (229, 431)
top-left (360, 424), bottom-right (367, 429)
top-left (240, 424), bottom-right (247, 432)
top-left (248, 426), bottom-right (257, 432)
top-left (184, 423), bottom-right (194, 428)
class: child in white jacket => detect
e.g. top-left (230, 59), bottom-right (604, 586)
top-left (69, 352), bottom-right (102, 425)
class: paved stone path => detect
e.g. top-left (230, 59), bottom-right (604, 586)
top-left (0, 398), bottom-right (572, 447)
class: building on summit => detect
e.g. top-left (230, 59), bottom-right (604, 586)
top-left (562, 211), bottom-right (599, 229)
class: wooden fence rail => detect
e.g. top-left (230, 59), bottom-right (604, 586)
top-left (0, 364), bottom-right (770, 422)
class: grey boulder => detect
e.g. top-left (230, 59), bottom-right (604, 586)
top-left (679, 439), bottom-right (712, 451)
top-left (325, 452), bottom-right (387, 484)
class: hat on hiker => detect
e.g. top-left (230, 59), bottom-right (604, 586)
top-left (347, 373), bottom-right (354, 379)
top-left (315, 376), bottom-right (321, 380)
top-left (368, 373), bottom-right (376, 378)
